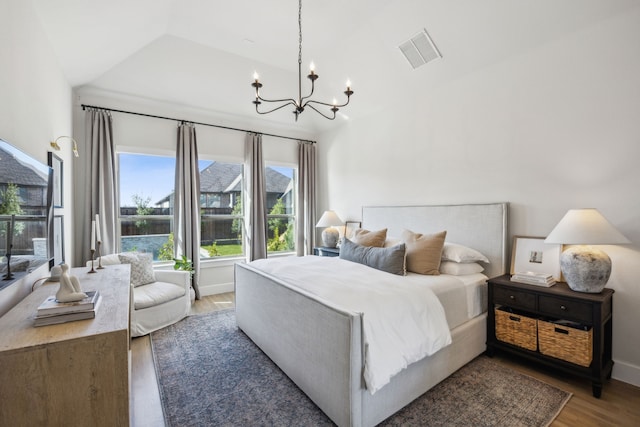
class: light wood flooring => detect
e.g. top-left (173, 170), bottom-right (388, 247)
top-left (131, 293), bottom-right (640, 426)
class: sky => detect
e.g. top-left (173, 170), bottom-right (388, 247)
top-left (119, 153), bottom-right (293, 207)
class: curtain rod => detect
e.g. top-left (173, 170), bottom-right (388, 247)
top-left (80, 104), bottom-right (315, 144)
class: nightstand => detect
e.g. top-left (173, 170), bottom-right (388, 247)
top-left (486, 274), bottom-right (614, 398)
top-left (313, 246), bottom-right (340, 257)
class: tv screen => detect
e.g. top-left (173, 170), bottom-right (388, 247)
top-left (0, 139), bottom-right (53, 291)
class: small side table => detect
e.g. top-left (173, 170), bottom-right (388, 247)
top-left (313, 246), bottom-right (340, 257)
top-left (486, 274), bottom-right (614, 398)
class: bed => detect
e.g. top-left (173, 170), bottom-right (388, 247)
top-left (234, 203), bottom-right (508, 426)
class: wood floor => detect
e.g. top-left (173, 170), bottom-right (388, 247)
top-left (130, 293), bottom-right (640, 427)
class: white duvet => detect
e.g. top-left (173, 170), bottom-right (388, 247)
top-left (248, 256), bottom-right (453, 394)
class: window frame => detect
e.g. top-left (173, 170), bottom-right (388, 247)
top-left (116, 150), bottom-right (175, 261)
top-left (198, 159), bottom-right (245, 260)
top-left (115, 149), bottom-right (297, 261)
top-left (265, 163), bottom-right (297, 255)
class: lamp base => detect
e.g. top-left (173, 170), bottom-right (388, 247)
top-left (560, 246), bottom-right (611, 293)
top-left (321, 227), bottom-right (339, 248)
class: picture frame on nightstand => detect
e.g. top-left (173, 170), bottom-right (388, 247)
top-left (510, 236), bottom-right (562, 281)
top-left (343, 221), bottom-right (361, 240)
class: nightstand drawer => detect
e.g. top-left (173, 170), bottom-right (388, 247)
top-left (493, 286), bottom-right (536, 311)
top-left (539, 295), bottom-right (593, 324)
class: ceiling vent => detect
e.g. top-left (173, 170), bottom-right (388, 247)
top-left (398, 29), bottom-right (442, 69)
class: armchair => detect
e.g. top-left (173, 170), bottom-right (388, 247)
top-left (88, 253), bottom-right (192, 337)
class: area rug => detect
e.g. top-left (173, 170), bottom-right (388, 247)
top-left (150, 310), bottom-right (571, 427)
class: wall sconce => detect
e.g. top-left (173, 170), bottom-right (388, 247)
top-left (50, 136), bottom-right (79, 157)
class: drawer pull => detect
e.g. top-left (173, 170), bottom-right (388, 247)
top-left (509, 316), bottom-right (521, 322)
top-left (510, 295), bottom-right (515, 300)
top-left (554, 327), bottom-right (569, 334)
top-left (560, 305), bottom-right (567, 311)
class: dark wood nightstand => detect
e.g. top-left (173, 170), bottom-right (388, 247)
top-left (486, 274), bottom-right (614, 398)
top-left (313, 246), bottom-right (340, 257)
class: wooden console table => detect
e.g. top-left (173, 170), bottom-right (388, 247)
top-left (0, 264), bottom-right (131, 426)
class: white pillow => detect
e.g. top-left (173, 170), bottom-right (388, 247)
top-left (439, 261), bottom-right (484, 275)
top-left (118, 252), bottom-right (156, 287)
top-left (384, 237), bottom-right (402, 248)
top-left (441, 242), bottom-right (489, 263)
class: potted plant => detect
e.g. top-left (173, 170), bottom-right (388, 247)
top-left (173, 255), bottom-right (194, 277)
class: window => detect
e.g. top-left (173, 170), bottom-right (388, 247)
top-left (118, 153), bottom-right (175, 261)
top-left (118, 152), bottom-right (296, 261)
top-left (266, 165), bottom-right (296, 254)
top-left (199, 161), bottom-right (244, 258)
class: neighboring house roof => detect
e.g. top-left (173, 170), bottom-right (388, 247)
top-left (200, 162), bottom-right (290, 194)
top-left (200, 162), bottom-right (242, 193)
top-left (155, 162), bottom-right (291, 205)
top-left (0, 146), bottom-right (49, 187)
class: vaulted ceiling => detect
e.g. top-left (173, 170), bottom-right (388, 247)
top-left (32, 0), bottom-right (639, 133)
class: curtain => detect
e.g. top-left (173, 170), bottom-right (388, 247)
top-left (296, 141), bottom-right (316, 256)
top-left (174, 122), bottom-right (201, 299)
top-left (244, 133), bottom-right (267, 261)
top-left (76, 108), bottom-right (118, 266)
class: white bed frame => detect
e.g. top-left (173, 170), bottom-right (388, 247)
top-left (235, 203), bottom-right (508, 426)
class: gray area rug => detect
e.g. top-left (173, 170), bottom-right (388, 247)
top-left (151, 310), bottom-right (571, 427)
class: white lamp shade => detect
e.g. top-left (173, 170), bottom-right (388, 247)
top-left (316, 210), bottom-right (343, 228)
top-left (545, 209), bottom-right (630, 245)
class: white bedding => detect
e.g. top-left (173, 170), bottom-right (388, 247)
top-left (248, 256), bottom-right (455, 394)
top-left (403, 272), bottom-right (488, 329)
top-left (456, 272), bottom-right (489, 320)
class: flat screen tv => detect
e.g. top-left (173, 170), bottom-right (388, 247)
top-left (0, 139), bottom-right (53, 291)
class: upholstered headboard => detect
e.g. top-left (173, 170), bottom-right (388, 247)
top-left (362, 203), bottom-right (509, 279)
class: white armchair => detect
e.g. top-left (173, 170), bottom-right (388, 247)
top-left (88, 253), bottom-right (192, 337)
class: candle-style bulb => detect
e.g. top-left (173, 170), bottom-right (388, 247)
top-left (309, 62), bottom-right (315, 72)
top-left (253, 71), bottom-right (259, 81)
top-left (95, 214), bottom-right (101, 242)
top-left (90, 220), bottom-right (96, 251)
top-left (346, 80), bottom-right (351, 90)
top-left (332, 98), bottom-right (337, 106)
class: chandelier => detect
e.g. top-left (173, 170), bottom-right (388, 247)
top-left (251, 0), bottom-right (353, 121)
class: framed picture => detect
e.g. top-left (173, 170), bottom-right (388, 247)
top-left (510, 236), bottom-right (561, 280)
top-left (48, 152), bottom-right (63, 208)
top-left (343, 221), bottom-right (362, 240)
top-left (53, 215), bottom-right (64, 265)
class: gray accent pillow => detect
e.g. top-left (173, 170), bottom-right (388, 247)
top-left (339, 238), bottom-right (406, 275)
top-left (118, 252), bottom-right (156, 287)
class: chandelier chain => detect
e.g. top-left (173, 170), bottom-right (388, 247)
top-left (298, 0), bottom-right (302, 66)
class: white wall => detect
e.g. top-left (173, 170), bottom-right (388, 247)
top-left (0, 0), bottom-right (73, 315)
top-left (317, 8), bottom-right (640, 386)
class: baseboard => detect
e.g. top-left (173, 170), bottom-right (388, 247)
top-left (199, 282), bottom-right (234, 297)
top-left (612, 359), bottom-right (640, 388)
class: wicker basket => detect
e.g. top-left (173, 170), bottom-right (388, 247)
top-left (495, 307), bottom-right (537, 351)
top-left (538, 320), bottom-right (593, 367)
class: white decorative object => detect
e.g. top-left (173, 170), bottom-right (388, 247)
top-left (545, 209), bottom-right (630, 293)
top-left (50, 265), bottom-right (62, 281)
top-left (316, 210), bottom-right (343, 248)
top-left (56, 264), bottom-right (88, 302)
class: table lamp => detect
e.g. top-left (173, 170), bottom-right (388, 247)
top-left (545, 208), bottom-right (630, 293)
top-left (316, 210), bottom-right (343, 248)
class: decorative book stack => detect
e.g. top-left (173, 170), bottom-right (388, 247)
top-left (510, 271), bottom-right (556, 287)
top-left (34, 291), bottom-right (101, 326)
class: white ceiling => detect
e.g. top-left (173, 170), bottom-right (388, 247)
top-left (32, 0), bottom-right (639, 133)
